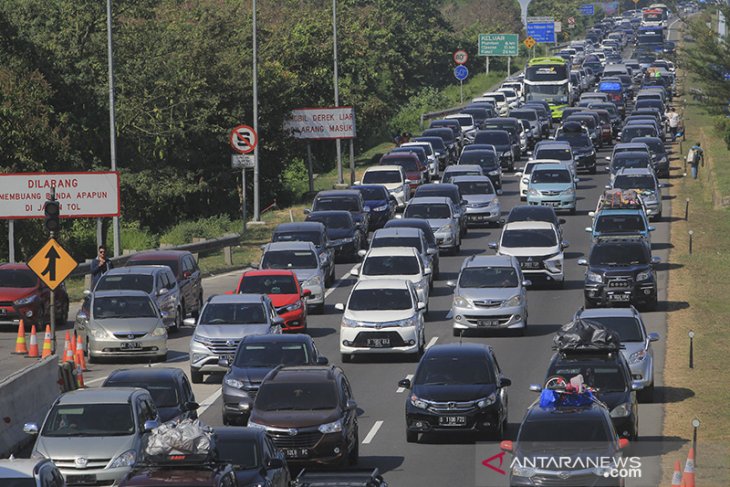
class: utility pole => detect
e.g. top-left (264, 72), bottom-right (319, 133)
top-left (106, 0), bottom-right (121, 257)
top-left (333, 0), bottom-right (343, 185)
top-left (252, 0), bottom-right (261, 221)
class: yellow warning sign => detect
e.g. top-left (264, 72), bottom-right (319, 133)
top-left (28, 238), bottom-right (78, 290)
top-left (524, 36), bottom-right (537, 49)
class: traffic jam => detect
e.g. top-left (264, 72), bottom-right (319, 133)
top-left (2, 5), bottom-right (681, 487)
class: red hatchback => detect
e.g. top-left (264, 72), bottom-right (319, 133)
top-left (0, 263), bottom-right (69, 328)
top-left (233, 270), bottom-right (310, 332)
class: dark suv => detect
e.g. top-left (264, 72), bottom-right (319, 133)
top-left (399, 343), bottom-right (511, 443)
top-left (244, 365), bottom-right (359, 466)
top-left (308, 190), bottom-right (369, 241)
top-left (578, 238), bottom-right (659, 311)
top-left (125, 250), bottom-right (203, 319)
top-left (306, 210), bottom-right (363, 263)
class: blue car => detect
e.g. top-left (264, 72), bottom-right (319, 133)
top-left (586, 208), bottom-right (655, 245)
top-left (526, 163), bottom-right (577, 214)
top-left (351, 184), bottom-right (396, 231)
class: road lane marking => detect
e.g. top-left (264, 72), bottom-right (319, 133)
top-left (324, 272), bottom-right (352, 298)
top-left (196, 387), bottom-right (223, 416)
top-left (362, 420), bottom-right (383, 444)
top-left (426, 337), bottom-right (439, 349)
top-left (396, 374), bottom-right (414, 393)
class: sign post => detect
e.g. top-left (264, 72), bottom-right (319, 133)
top-left (527, 16), bottom-right (556, 44)
top-left (230, 125), bottom-right (258, 231)
top-left (478, 34), bottom-right (518, 77)
top-left (454, 65), bottom-right (469, 103)
top-left (579, 4), bottom-right (595, 15)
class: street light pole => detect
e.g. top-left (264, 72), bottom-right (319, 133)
top-left (252, 0), bottom-right (261, 221)
top-left (332, 0), bottom-right (343, 185)
top-left (106, 0), bottom-right (121, 257)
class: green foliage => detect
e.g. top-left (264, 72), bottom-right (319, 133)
top-left (389, 88), bottom-right (451, 135)
top-left (159, 215), bottom-right (238, 246)
top-left (280, 158), bottom-right (310, 205)
top-left (108, 221), bottom-right (159, 252)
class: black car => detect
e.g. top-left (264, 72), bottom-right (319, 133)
top-left (461, 107), bottom-right (492, 127)
top-left (556, 132), bottom-right (597, 173)
top-left (306, 210), bottom-right (363, 262)
top-left (350, 185), bottom-right (396, 231)
top-left (383, 218), bottom-right (440, 279)
top-left (578, 238), bottom-right (659, 310)
top-left (413, 136), bottom-right (449, 169)
top-left (244, 365), bottom-right (359, 466)
top-left (215, 427), bottom-right (290, 487)
top-left (309, 190), bottom-right (369, 242)
top-left (102, 368), bottom-right (198, 423)
top-left (523, 101), bottom-right (552, 136)
top-left (399, 343), bottom-right (511, 443)
top-left (294, 469), bottom-right (388, 487)
top-left (412, 183), bottom-right (468, 237)
top-left (506, 205), bottom-right (566, 237)
top-left (502, 399), bottom-right (630, 487)
top-left (272, 221), bottom-right (335, 286)
top-left (421, 128), bottom-right (458, 164)
top-left (429, 119), bottom-right (464, 148)
top-left (458, 150), bottom-right (502, 190)
top-left (631, 136), bottom-right (669, 177)
top-left (221, 334), bottom-right (328, 425)
top-left (480, 118), bottom-right (522, 161)
top-left (474, 130), bottom-right (515, 170)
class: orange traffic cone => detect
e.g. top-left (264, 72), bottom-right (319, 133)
top-left (76, 335), bottom-right (87, 371)
top-left (26, 325), bottom-right (39, 358)
top-left (74, 362), bottom-right (85, 388)
top-left (12, 320), bottom-right (28, 355)
top-left (70, 332), bottom-right (77, 355)
top-left (63, 331), bottom-right (74, 363)
top-left (681, 448), bottom-right (695, 487)
top-left (41, 325), bottom-right (52, 359)
top-left (671, 459), bottom-right (682, 486)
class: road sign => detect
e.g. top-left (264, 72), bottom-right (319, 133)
top-left (579, 3), bottom-right (595, 15)
top-left (554, 21), bottom-right (562, 33)
top-left (478, 34), bottom-right (519, 57)
top-left (524, 36), bottom-right (537, 49)
top-left (526, 20), bottom-right (556, 43)
top-left (283, 107), bottom-right (356, 140)
top-left (28, 239), bottom-right (78, 290)
top-left (453, 50), bottom-right (468, 64)
top-left (229, 125), bottom-right (258, 154)
top-left (454, 65), bottom-right (469, 81)
top-left (231, 154), bottom-right (255, 169)
top-left (568, 16), bottom-right (576, 25)
top-left (0, 172), bottom-right (120, 220)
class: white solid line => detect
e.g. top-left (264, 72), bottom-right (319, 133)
top-left (362, 420), bottom-right (383, 444)
top-left (85, 376), bottom-right (107, 385)
top-left (196, 387), bottom-right (223, 416)
top-left (396, 374), bottom-right (414, 393)
top-left (426, 337), bottom-right (439, 349)
top-left (324, 272), bottom-right (352, 298)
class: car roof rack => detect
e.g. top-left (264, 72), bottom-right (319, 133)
top-left (596, 189), bottom-right (645, 211)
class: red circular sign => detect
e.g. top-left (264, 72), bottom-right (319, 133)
top-left (229, 125), bottom-right (258, 154)
top-left (453, 50), bottom-right (468, 65)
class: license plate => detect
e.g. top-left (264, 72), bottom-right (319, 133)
top-left (284, 448), bottom-right (309, 459)
top-left (120, 341), bottom-right (142, 350)
top-left (478, 320), bottom-right (501, 327)
top-left (608, 293), bottom-right (631, 302)
top-left (544, 201), bottom-right (560, 207)
top-left (366, 338), bottom-right (391, 348)
top-left (521, 262), bottom-right (540, 269)
top-left (438, 416), bottom-right (467, 426)
top-left (66, 475), bottom-right (96, 485)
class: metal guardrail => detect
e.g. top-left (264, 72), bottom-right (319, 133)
top-left (70, 233), bottom-right (242, 277)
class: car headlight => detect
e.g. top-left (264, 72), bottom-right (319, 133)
top-left (225, 378), bottom-right (246, 389)
top-left (610, 402), bottom-right (632, 418)
top-left (392, 316), bottom-right (418, 328)
top-left (90, 327), bottom-right (110, 339)
top-left (502, 295), bottom-right (522, 308)
top-left (193, 334), bottom-right (211, 346)
top-left (502, 151), bottom-right (512, 158)
top-left (151, 326), bottom-right (167, 337)
top-left (388, 187), bottom-right (400, 194)
top-left (590, 149), bottom-right (596, 156)
top-left (318, 419), bottom-right (343, 434)
top-left (410, 394), bottom-right (428, 409)
top-left (13, 295), bottom-right (38, 306)
top-left (438, 223), bottom-right (455, 233)
top-left (30, 451), bottom-right (47, 460)
top-left (512, 465), bottom-right (536, 477)
top-left (373, 204), bottom-right (389, 212)
top-left (453, 296), bottom-right (473, 309)
top-left (636, 271), bottom-right (651, 281)
top-left (341, 317), bottom-right (362, 328)
top-left (629, 349), bottom-right (648, 363)
top-left (415, 279), bottom-right (428, 291)
top-left (562, 188), bottom-right (575, 196)
top-left (544, 255), bottom-right (563, 272)
top-left (587, 271), bottom-right (603, 283)
top-left (284, 300), bottom-right (303, 312)
top-left (108, 449), bottom-right (137, 469)
top-left (522, 177), bottom-right (529, 184)
top-left (246, 421), bottom-right (267, 430)
top-left (477, 393), bottom-right (497, 408)
top-left (488, 170), bottom-right (500, 176)
top-left (304, 275), bottom-right (322, 288)
top-left (528, 188), bottom-right (540, 196)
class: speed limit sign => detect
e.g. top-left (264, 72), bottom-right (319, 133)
top-left (453, 50), bottom-right (468, 65)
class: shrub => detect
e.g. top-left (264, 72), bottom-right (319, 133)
top-left (159, 215), bottom-right (238, 246)
top-left (389, 87), bottom-right (450, 136)
top-left (279, 157), bottom-right (310, 206)
top-left (105, 221), bottom-right (159, 252)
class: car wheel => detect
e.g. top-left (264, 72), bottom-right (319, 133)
top-left (637, 384), bottom-right (654, 403)
top-left (570, 207), bottom-right (576, 215)
top-left (406, 429), bottom-right (418, 443)
top-left (192, 294), bottom-right (203, 319)
top-left (348, 427), bottom-right (359, 465)
top-left (654, 212), bottom-right (662, 221)
top-left (180, 301), bottom-right (187, 320)
top-left (341, 353), bottom-right (352, 364)
top-left (86, 345), bottom-right (95, 365)
top-left (589, 166), bottom-right (597, 174)
top-left (190, 368), bottom-right (204, 384)
top-left (156, 352), bottom-right (168, 363)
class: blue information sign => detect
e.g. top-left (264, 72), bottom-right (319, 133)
top-left (454, 65), bottom-right (469, 81)
top-left (579, 3), bottom-right (595, 15)
top-left (526, 22), bottom-right (556, 43)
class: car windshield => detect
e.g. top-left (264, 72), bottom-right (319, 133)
top-left (450, 116), bottom-right (473, 127)
top-left (386, 157), bottom-right (419, 172)
top-left (363, 170), bottom-right (401, 184)
top-left (502, 229), bottom-right (557, 248)
top-left (234, 343), bottom-right (310, 368)
top-left (582, 316), bottom-right (644, 342)
top-left (200, 303), bottom-right (268, 325)
top-left (595, 215), bottom-right (646, 233)
top-left (406, 144), bottom-right (433, 156)
top-left (476, 132), bottom-right (509, 145)
top-left (255, 382), bottom-right (338, 411)
top-left (444, 171), bottom-right (479, 183)
top-left (262, 251), bottom-right (317, 269)
top-left (623, 127), bottom-right (656, 139)
top-left (127, 259), bottom-right (179, 275)
top-left (459, 152), bottom-right (498, 168)
top-left (590, 244), bottom-right (648, 266)
top-left (535, 148), bottom-right (572, 161)
top-left (362, 256), bottom-right (420, 276)
top-left (95, 274), bottom-right (154, 294)
top-left (348, 288), bottom-right (413, 311)
top-left (371, 236), bottom-right (423, 252)
top-left (415, 137), bottom-right (445, 151)
top-left (642, 140), bottom-right (664, 154)
top-left (93, 296), bottom-right (156, 319)
top-left (414, 355), bottom-right (495, 385)
top-left (550, 365), bottom-right (627, 392)
top-left (612, 157), bottom-right (650, 171)
top-left (42, 403), bottom-right (135, 437)
top-left (614, 175), bottom-right (656, 191)
top-left (507, 208), bottom-right (556, 225)
top-left (240, 275), bottom-right (298, 295)
top-left (514, 111), bottom-right (537, 121)
top-left (459, 267), bottom-right (519, 288)
top-left (308, 213), bottom-right (352, 230)
top-left (217, 437), bottom-right (259, 469)
top-left (532, 169), bottom-right (571, 184)
top-left (404, 204), bottom-right (451, 219)
top-left (104, 380), bottom-right (179, 408)
top-left (557, 134), bottom-right (592, 148)
top-left (358, 187), bottom-right (386, 200)
top-left (0, 269), bottom-right (36, 288)
top-left (273, 231), bottom-right (321, 246)
top-left (518, 417), bottom-right (609, 442)
top-left (455, 181), bottom-right (494, 195)
top-left (313, 197), bottom-right (359, 212)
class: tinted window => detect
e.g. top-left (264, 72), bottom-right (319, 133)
top-left (313, 197), bottom-right (359, 212)
top-left (475, 132), bottom-right (509, 145)
top-left (128, 259), bottom-right (179, 276)
top-left (404, 204), bottom-right (451, 219)
top-left (507, 207), bottom-right (557, 224)
top-left (414, 355), bottom-right (495, 385)
top-left (348, 288), bottom-right (413, 311)
top-left (531, 169), bottom-right (571, 184)
top-left (371, 236), bottom-right (423, 252)
top-left (356, 186), bottom-right (387, 200)
top-left (262, 251), bottom-right (317, 269)
top-left (549, 365), bottom-right (626, 392)
top-left (414, 137), bottom-right (446, 151)
top-left (582, 316), bottom-right (644, 342)
top-left (105, 380), bottom-right (179, 408)
top-left (362, 256), bottom-right (420, 276)
top-left (93, 296), bottom-right (156, 319)
top-left (556, 134), bottom-right (592, 148)
top-left (443, 171), bottom-right (480, 184)
top-left (96, 274), bottom-right (154, 294)
top-left (612, 156), bottom-right (650, 171)
top-left (240, 275), bottom-right (298, 295)
top-left (255, 382), bottom-right (338, 411)
top-left (518, 417), bottom-right (609, 442)
top-left (459, 267), bottom-right (519, 288)
top-left (385, 157), bottom-right (419, 172)
top-left (459, 152), bottom-right (498, 168)
top-left (595, 215), bottom-right (646, 233)
top-left (273, 231), bottom-right (322, 246)
top-left (623, 126), bottom-right (657, 140)
top-left (363, 170), bottom-right (401, 184)
top-left (42, 404), bottom-right (135, 436)
top-left (590, 244), bottom-right (648, 266)
top-left (201, 303), bottom-right (268, 325)
top-left (501, 229), bottom-right (557, 247)
top-left (0, 269), bottom-right (37, 288)
top-left (454, 181), bottom-right (494, 195)
top-left (234, 343), bottom-right (310, 367)
top-left (535, 148), bottom-right (572, 161)
top-left (307, 213), bottom-right (353, 229)
top-left (613, 175), bottom-right (656, 191)
top-left (217, 437), bottom-right (260, 469)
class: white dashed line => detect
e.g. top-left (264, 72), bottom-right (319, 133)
top-left (362, 420), bottom-right (383, 444)
top-left (396, 374), bottom-right (414, 393)
top-left (324, 272), bottom-right (352, 298)
top-left (426, 337), bottom-right (439, 349)
top-left (196, 387), bottom-right (223, 416)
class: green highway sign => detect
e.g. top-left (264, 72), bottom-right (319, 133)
top-left (478, 34), bottom-right (519, 57)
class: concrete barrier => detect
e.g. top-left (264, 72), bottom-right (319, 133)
top-left (0, 355), bottom-right (60, 457)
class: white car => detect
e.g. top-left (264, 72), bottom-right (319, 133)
top-left (501, 81), bottom-right (524, 98)
top-left (335, 279), bottom-right (426, 361)
top-left (445, 113), bottom-right (477, 143)
top-left (359, 165), bottom-right (411, 208)
top-left (497, 88), bottom-right (521, 109)
top-left (489, 221), bottom-right (568, 288)
top-left (351, 247), bottom-right (431, 305)
top-left (482, 91), bottom-right (509, 116)
top-left (516, 159), bottom-right (565, 201)
top-left (401, 141), bottom-right (439, 179)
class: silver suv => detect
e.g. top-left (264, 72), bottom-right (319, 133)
top-left (448, 255), bottom-right (529, 336)
top-left (259, 241), bottom-right (326, 313)
top-left (403, 196), bottom-right (462, 254)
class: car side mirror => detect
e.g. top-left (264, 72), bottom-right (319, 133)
top-left (423, 267), bottom-right (432, 276)
top-left (488, 242), bottom-right (498, 250)
top-left (417, 302), bottom-right (426, 311)
top-left (404, 179), bottom-right (414, 184)
top-left (302, 289), bottom-right (312, 298)
top-left (83, 289), bottom-right (91, 296)
top-left (160, 310), bottom-right (170, 320)
top-left (77, 310), bottom-right (89, 321)
top-left (651, 256), bottom-right (661, 265)
top-left (559, 218), bottom-right (566, 224)
top-left (500, 377), bottom-right (512, 388)
top-left (357, 249), bottom-right (367, 257)
top-left (218, 357), bottom-right (230, 368)
top-left (143, 420), bottom-right (159, 432)
top-left (588, 211), bottom-right (595, 217)
top-left (529, 384), bottom-right (542, 393)
top-left (398, 378), bottom-right (412, 389)
top-left (316, 356), bottom-right (329, 365)
top-left (631, 381), bottom-right (643, 391)
top-left (353, 181), bottom-right (361, 186)
top-left (585, 227), bottom-right (593, 233)
top-left (183, 317), bottom-right (197, 327)
top-left (346, 399), bottom-right (358, 411)
top-left (446, 280), bottom-right (457, 288)
top-left (23, 423), bottom-right (38, 435)
top-left (618, 438), bottom-right (630, 449)
top-left (157, 288), bottom-right (168, 296)
top-left (395, 214), bottom-right (402, 219)
top-left (427, 247), bottom-right (438, 255)
top-left (350, 266), bottom-right (360, 276)
top-left (272, 317), bottom-right (285, 326)
top-left (500, 440), bottom-right (513, 452)
top-left (238, 398), bottom-right (253, 412)
top-left (303, 208), bottom-right (311, 214)
top-left (577, 258), bottom-right (588, 266)
top-left (522, 280), bottom-right (532, 287)
top-left (266, 458), bottom-right (285, 470)
top-left (605, 184), bottom-right (612, 190)
top-left (514, 171), bottom-right (523, 177)
top-left (574, 177), bottom-right (581, 183)
top-left (185, 401), bottom-right (200, 412)
top-left (334, 303), bottom-right (345, 311)
top-left (648, 226), bottom-right (656, 232)
top-left (183, 271), bottom-right (192, 279)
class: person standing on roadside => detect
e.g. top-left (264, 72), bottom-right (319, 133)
top-left (90, 245), bottom-right (113, 290)
top-left (667, 108), bottom-right (680, 142)
top-left (689, 142), bottom-right (704, 179)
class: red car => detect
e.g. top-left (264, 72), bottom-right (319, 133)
top-left (0, 263), bottom-right (69, 328)
top-left (380, 152), bottom-right (427, 191)
top-left (233, 270), bottom-right (310, 332)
